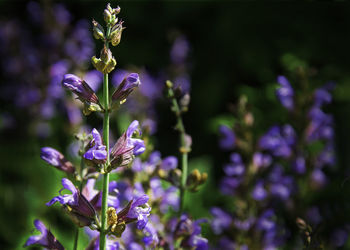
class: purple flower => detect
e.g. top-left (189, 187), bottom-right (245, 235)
top-left (126, 194), bottom-right (151, 229)
top-left (293, 156), bottom-right (306, 174)
top-left (256, 210), bottom-right (276, 232)
top-left (253, 152), bottom-right (272, 169)
top-left (175, 215), bottom-right (208, 250)
top-left (47, 178), bottom-right (97, 227)
top-left (170, 35), bottom-right (190, 65)
top-left (143, 221), bottom-right (159, 247)
top-left (210, 207), bottom-right (232, 234)
top-left (252, 181), bottom-right (267, 201)
top-left (24, 220), bottom-right (64, 249)
top-left (110, 120), bottom-right (145, 169)
top-left (41, 147), bottom-right (75, 174)
top-left (84, 128), bottom-right (107, 164)
top-left (259, 125), bottom-right (295, 158)
top-left (112, 73), bottom-right (141, 103)
top-left (160, 156), bottom-right (178, 171)
top-left (62, 74), bottom-right (100, 104)
top-left (314, 88), bottom-right (332, 107)
top-left (218, 125), bottom-right (235, 150)
top-left (276, 75), bottom-right (294, 110)
top-left (224, 153), bottom-right (245, 176)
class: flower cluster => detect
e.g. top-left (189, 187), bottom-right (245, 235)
top-left (24, 4), bottom-right (208, 250)
top-left (211, 72), bottom-right (342, 249)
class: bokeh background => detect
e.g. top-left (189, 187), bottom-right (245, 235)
top-left (1, 1), bottom-right (350, 249)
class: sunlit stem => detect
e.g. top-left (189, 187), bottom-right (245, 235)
top-left (168, 86), bottom-right (188, 213)
top-left (100, 25), bottom-right (111, 250)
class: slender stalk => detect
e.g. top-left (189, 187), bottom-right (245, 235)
top-left (100, 26), bottom-right (111, 250)
top-left (73, 228), bottom-right (79, 250)
top-left (100, 72), bottom-right (110, 250)
top-left (168, 86), bottom-right (189, 213)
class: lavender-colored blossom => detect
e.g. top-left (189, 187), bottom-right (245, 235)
top-left (84, 128), bottom-right (107, 163)
top-left (143, 221), bottom-right (159, 246)
top-left (224, 153), bottom-right (245, 176)
top-left (62, 74), bottom-right (99, 104)
top-left (252, 181), bottom-right (267, 201)
top-left (126, 194), bottom-right (151, 229)
top-left (47, 178), bottom-right (96, 227)
top-left (112, 73), bottom-right (141, 103)
top-left (314, 88), bottom-right (332, 107)
top-left (161, 156), bottom-right (178, 171)
top-left (253, 152), bottom-right (272, 169)
top-left (210, 207), bottom-right (232, 234)
top-left (170, 35), bottom-right (190, 65)
top-left (293, 156), bottom-right (306, 174)
top-left (218, 125), bottom-right (235, 150)
top-left (234, 218), bottom-right (255, 231)
top-left (110, 120), bottom-right (146, 168)
top-left (276, 75), bottom-right (294, 110)
top-left (41, 147), bottom-right (75, 174)
top-left (259, 125), bottom-right (294, 158)
top-left (311, 169), bottom-right (327, 188)
top-left (220, 176), bottom-right (242, 195)
top-left (24, 220), bottom-right (64, 249)
top-left (256, 210), bottom-right (276, 232)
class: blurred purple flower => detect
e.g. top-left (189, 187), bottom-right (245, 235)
top-left (293, 156), bottom-right (306, 174)
top-left (210, 207), bottom-right (232, 234)
top-left (218, 125), bottom-right (235, 150)
top-left (41, 147), bottom-right (75, 174)
top-left (24, 219), bottom-right (64, 249)
top-left (252, 181), bottom-right (267, 201)
top-left (160, 156), bottom-right (178, 171)
top-left (276, 75), bottom-right (294, 110)
top-left (170, 35), bottom-right (190, 65)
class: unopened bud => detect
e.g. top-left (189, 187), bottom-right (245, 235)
top-left (101, 46), bottom-right (112, 64)
top-left (110, 22), bottom-right (125, 46)
top-left (92, 20), bottom-right (104, 40)
top-left (104, 9), bottom-right (112, 23)
top-left (112, 73), bottom-right (141, 104)
top-left (199, 172), bottom-right (208, 185)
top-left (166, 80), bottom-right (173, 89)
top-left (180, 93), bottom-right (190, 108)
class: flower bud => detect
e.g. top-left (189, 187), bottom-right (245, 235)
top-left (112, 73), bottom-right (141, 104)
top-left (103, 9), bottom-right (112, 23)
top-left (110, 22), bottom-right (125, 46)
top-left (92, 20), bottom-right (104, 40)
top-left (101, 46), bottom-right (112, 64)
top-left (41, 147), bottom-right (75, 174)
top-left (91, 51), bottom-right (117, 74)
top-left (62, 74), bottom-right (100, 105)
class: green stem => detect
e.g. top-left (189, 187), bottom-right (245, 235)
top-left (100, 24), bottom-right (111, 249)
top-left (100, 71), bottom-right (110, 250)
top-left (168, 87), bottom-right (188, 213)
top-left (73, 228), bottom-right (79, 250)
